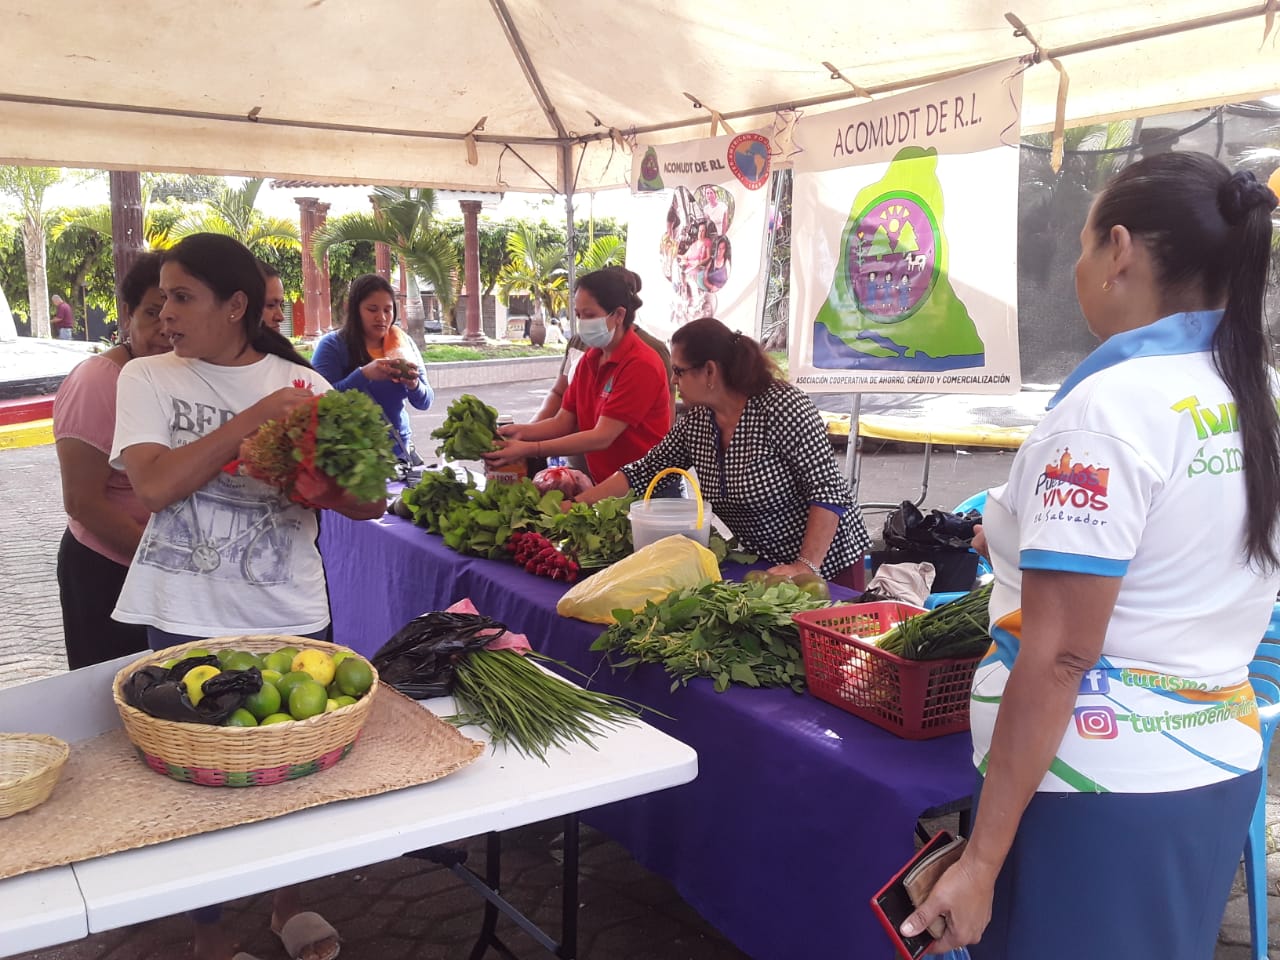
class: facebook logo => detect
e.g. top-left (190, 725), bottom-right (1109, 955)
top-left (1078, 668), bottom-right (1110, 695)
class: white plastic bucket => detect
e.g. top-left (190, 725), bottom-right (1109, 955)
top-left (629, 467), bottom-right (710, 550)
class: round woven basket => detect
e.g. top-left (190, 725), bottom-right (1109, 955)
top-left (0, 733), bottom-right (70, 818)
top-left (112, 635), bottom-right (379, 787)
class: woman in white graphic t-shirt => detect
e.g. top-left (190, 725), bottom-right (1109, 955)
top-left (903, 154), bottom-right (1280, 960)
top-left (112, 233), bottom-right (381, 960)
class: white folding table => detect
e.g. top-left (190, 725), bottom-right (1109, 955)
top-left (0, 656), bottom-right (698, 958)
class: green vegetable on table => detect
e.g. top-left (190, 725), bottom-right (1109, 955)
top-left (875, 583), bottom-right (993, 660)
top-left (449, 649), bottom-right (647, 762)
top-left (438, 478), bottom-right (564, 559)
top-left (397, 468), bottom-right (475, 533)
top-left (592, 579), bottom-right (829, 694)
top-left (542, 495), bottom-right (636, 569)
top-left (431, 394), bottom-right (500, 461)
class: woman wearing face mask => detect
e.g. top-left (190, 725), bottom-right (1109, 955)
top-left (484, 267), bottom-right (672, 482)
top-left (53, 252), bottom-right (173, 669)
top-left (311, 273), bottom-right (433, 465)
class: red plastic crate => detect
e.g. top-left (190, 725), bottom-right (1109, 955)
top-left (793, 601), bottom-right (982, 740)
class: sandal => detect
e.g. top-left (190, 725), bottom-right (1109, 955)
top-left (275, 911), bottom-right (341, 960)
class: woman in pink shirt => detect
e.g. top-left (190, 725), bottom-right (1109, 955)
top-left (53, 253), bottom-right (172, 668)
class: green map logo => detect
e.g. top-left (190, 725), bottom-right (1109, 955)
top-left (814, 146), bottom-right (985, 371)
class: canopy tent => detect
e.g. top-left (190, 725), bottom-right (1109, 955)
top-left (1, 1), bottom-right (1277, 194)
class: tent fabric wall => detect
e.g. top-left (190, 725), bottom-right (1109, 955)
top-left (0, 1), bottom-right (1276, 189)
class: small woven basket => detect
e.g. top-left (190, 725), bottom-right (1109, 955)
top-left (0, 733), bottom-right (70, 818)
top-left (112, 635), bottom-right (379, 787)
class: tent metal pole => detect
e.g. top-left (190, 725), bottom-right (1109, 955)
top-left (563, 141), bottom-right (578, 336)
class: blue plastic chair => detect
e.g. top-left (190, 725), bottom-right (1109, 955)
top-left (1245, 602), bottom-right (1280, 960)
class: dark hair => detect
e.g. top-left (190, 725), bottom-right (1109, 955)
top-left (671, 316), bottom-right (777, 396)
top-left (1091, 151), bottom-right (1280, 569)
top-left (119, 251), bottom-right (164, 315)
top-left (257, 259), bottom-right (281, 280)
top-left (339, 273), bottom-right (398, 369)
top-left (576, 267), bottom-right (643, 328)
top-left (162, 233), bottom-right (311, 368)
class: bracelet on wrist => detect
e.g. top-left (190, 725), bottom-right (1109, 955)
top-left (797, 555), bottom-right (822, 576)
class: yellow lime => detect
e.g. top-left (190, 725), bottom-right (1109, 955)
top-left (324, 698), bottom-right (341, 714)
top-left (334, 695), bottom-right (357, 708)
top-left (260, 669), bottom-right (283, 686)
top-left (243, 681), bottom-right (282, 720)
top-left (276, 671), bottom-right (313, 702)
top-left (288, 680), bottom-right (328, 720)
top-left (332, 650), bottom-right (354, 665)
top-left (183, 665), bottom-right (221, 706)
top-left (260, 712), bottom-right (293, 725)
top-left (263, 651), bottom-right (294, 675)
top-left (291, 650), bottom-right (336, 686)
top-left (335, 658), bottom-right (374, 698)
top-left (225, 708), bottom-right (258, 727)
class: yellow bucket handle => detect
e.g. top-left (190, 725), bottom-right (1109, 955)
top-left (641, 467), bottom-right (705, 530)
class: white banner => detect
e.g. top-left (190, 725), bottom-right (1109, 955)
top-left (624, 129), bottom-right (772, 341)
top-left (789, 62), bottom-right (1024, 393)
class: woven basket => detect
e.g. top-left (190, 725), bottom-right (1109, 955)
top-left (112, 635), bottom-right (379, 787)
top-left (0, 733), bottom-right (70, 818)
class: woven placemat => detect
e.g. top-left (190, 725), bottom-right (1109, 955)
top-left (0, 686), bottom-right (484, 881)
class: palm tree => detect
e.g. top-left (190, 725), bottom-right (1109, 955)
top-left (166, 178), bottom-right (299, 254)
top-left (0, 165), bottom-right (62, 337)
top-left (495, 225), bottom-right (625, 326)
top-left (312, 186), bottom-right (457, 342)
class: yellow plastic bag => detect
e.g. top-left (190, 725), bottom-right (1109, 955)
top-left (556, 534), bottom-right (721, 624)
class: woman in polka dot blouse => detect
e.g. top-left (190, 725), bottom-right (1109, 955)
top-left (577, 317), bottom-right (870, 586)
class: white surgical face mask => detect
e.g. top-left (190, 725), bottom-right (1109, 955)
top-left (579, 312), bottom-right (615, 349)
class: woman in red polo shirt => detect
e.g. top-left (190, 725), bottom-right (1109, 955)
top-left (485, 267), bottom-right (671, 482)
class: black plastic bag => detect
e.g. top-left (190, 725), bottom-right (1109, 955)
top-left (371, 611), bottom-right (508, 699)
top-left (123, 655), bottom-right (263, 725)
top-left (883, 500), bottom-right (982, 552)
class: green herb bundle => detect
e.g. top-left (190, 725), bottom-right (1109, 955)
top-left (398, 469), bottom-right (475, 533)
top-left (431, 394), bottom-right (500, 461)
top-left (592, 579), bottom-right (829, 693)
top-left (542, 495), bottom-right (636, 568)
top-left (875, 583), bottom-right (993, 660)
top-left (438, 479), bottom-right (565, 559)
top-left (302, 391), bottom-right (399, 502)
top-left (450, 650), bottom-right (645, 761)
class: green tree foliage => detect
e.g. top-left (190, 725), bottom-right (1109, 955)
top-left (0, 165), bottom-right (62, 336)
top-left (167, 178), bottom-right (300, 254)
top-left (146, 173), bottom-right (224, 204)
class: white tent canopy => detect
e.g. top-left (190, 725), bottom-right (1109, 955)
top-left (0, 1), bottom-right (1276, 192)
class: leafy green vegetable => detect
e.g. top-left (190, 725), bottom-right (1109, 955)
top-left (437, 478), bottom-right (564, 559)
top-left (542, 495), bottom-right (636, 569)
top-left (298, 391), bottom-right (399, 503)
top-left (431, 394), bottom-right (500, 461)
top-left (449, 649), bottom-right (647, 762)
top-left (592, 579), bottom-right (828, 693)
top-left (707, 530), bottom-right (758, 566)
top-left (399, 468), bottom-right (475, 534)
top-left (876, 583), bottom-right (993, 660)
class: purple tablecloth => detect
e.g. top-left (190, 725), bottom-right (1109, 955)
top-left (320, 511), bottom-right (975, 960)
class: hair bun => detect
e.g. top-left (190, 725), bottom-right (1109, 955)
top-left (1219, 170), bottom-right (1279, 225)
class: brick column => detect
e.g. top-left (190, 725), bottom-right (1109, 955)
top-left (109, 171), bottom-right (143, 339)
top-left (375, 242), bottom-right (392, 280)
top-left (295, 198), bottom-right (333, 338)
top-left (460, 199), bottom-right (483, 342)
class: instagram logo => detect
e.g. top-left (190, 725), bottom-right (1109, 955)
top-left (1074, 705), bottom-right (1119, 740)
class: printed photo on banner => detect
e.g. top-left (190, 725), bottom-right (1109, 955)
top-left (788, 61), bottom-right (1024, 394)
top-left (626, 130), bottom-right (772, 342)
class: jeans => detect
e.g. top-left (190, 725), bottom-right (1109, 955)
top-left (56, 328), bottom-right (72, 340)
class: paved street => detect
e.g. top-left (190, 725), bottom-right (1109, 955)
top-left (0, 375), bottom-right (1273, 958)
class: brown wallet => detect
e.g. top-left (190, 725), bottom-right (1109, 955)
top-left (902, 836), bottom-right (967, 938)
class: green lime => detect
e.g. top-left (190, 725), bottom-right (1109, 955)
top-left (334, 695), bottom-right (358, 708)
top-left (184, 647), bottom-right (212, 661)
top-left (162, 658), bottom-right (180, 670)
top-left (276, 671), bottom-right (313, 702)
top-left (260, 712), bottom-right (293, 725)
top-left (332, 650), bottom-right (354, 665)
top-left (225, 708), bottom-right (258, 727)
top-left (216, 648), bottom-right (238, 665)
top-left (263, 651), bottom-right (294, 675)
top-left (261, 669), bottom-right (283, 686)
top-left (275, 646), bottom-right (300, 662)
top-left (324, 698), bottom-right (341, 714)
top-left (336, 658), bottom-right (374, 698)
top-left (223, 651), bottom-right (266, 672)
top-left (243, 681), bottom-right (282, 721)
top-left (288, 680), bottom-right (328, 721)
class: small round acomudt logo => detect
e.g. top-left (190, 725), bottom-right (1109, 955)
top-left (727, 134), bottom-right (771, 190)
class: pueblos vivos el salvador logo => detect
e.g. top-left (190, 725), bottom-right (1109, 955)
top-left (1035, 448), bottom-right (1110, 511)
